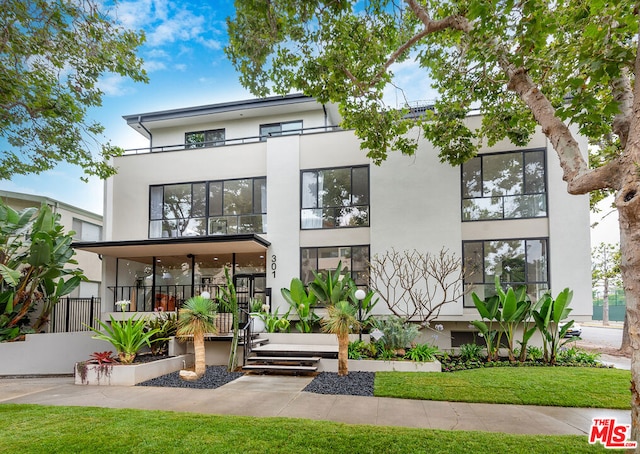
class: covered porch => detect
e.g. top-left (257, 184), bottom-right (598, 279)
top-left (73, 234), bottom-right (271, 313)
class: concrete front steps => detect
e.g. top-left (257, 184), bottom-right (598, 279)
top-left (242, 333), bottom-right (339, 374)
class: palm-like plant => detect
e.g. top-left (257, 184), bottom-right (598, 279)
top-left (177, 295), bottom-right (217, 378)
top-left (322, 301), bottom-right (360, 376)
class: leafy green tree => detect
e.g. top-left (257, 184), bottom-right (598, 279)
top-left (592, 243), bottom-right (621, 326)
top-left (226, 0), bottom-right (640, 437)
top-left (0, 200), bottom-right (84, 341)
top-left (0, 0), bottom-right (147, 180)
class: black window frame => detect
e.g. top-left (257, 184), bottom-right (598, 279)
top-left (462, 237), bottom-right (550, 308)
top-left (185, 128), bottom-right (225, 148)
top-left (300, 165), bottom-right (370, 230)
top-left (300, 245), bottom-right (370, 289)
top-left (148, 177), bottom-right (267, 238)
top-left (259, 120), bottom-right (303, 141)
top-left (460, 148), bottom-right (548, 221)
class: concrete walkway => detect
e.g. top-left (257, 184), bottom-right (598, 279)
top-left (0, 374), bottom-right (629, 436)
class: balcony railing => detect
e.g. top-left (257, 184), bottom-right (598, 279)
top-left (123, 125), bottom-right (341, 155)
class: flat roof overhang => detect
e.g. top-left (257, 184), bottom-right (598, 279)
top-left (72, 234), bottom-right (270, 259)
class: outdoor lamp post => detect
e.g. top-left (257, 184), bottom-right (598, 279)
top-left (201, 291), bottom-right (211, 299)
top-left (355, 289), bottom-right (366, 342)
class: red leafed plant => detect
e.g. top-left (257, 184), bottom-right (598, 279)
top-left (90, 351), bottom-right (117, 365)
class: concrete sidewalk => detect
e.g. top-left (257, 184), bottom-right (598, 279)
top-left (0, 374), bottom-right (629, 436)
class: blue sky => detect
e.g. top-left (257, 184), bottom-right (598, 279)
top-left (0, 0), bottom-right (619, 246)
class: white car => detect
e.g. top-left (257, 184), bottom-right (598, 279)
top-left (560, 321), bottom-right (582, 337)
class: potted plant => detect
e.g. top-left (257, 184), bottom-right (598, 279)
top-left (249, 298), bottom-right (267, 333)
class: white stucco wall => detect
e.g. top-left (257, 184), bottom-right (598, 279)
top-left (369, 129), bottom-right (463, 317)
top-left (265, 134), bottom-right (303, 313)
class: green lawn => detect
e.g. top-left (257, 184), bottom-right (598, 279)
top-left (0, 404), bottom-right (606, 453)
top-left (375, 367), bottom-right (631, 409)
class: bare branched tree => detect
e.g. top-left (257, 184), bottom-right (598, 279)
top-left (369, 248), bottom-right (466, 328)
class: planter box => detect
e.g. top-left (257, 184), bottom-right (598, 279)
top-left (75, 354), bottom-right (194, 386)
top-left (319, 358), bottom-right (441, 373)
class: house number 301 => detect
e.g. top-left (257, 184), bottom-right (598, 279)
top-left (271, 255), bottom-right (277, 278)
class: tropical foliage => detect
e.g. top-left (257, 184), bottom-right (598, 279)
top-left (89, 303), bottom-right (163, 364)
top-left (0, 200), bottom-right (84, 341)
top-left (281, 277), bottom-right (320, 333)
top-left (177, 295), bottom-right (217, 377)
top-left (321, 300), bottom-right (360, 376)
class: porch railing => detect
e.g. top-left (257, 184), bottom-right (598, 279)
top-left (49, 297), bottom-right (101, 333)
top-left (108, 285), bottom-right (224, 312)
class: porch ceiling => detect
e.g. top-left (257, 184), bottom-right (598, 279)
top-left (72, 234), bottom-right (270, 259)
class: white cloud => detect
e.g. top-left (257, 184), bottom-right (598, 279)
top-left (97, 74), bottom-right (134, 97)
top-left (144, 60), bottom-right (167, 72)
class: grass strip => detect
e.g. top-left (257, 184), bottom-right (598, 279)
top-left (0, 404), bottom-right (606, 453)
top-left (374, 367), bottom-right (631, 409)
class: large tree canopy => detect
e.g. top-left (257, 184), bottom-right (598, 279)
top-left (0, 0), bottom-right (148, 180)
top-left (226, 0), bottom-right (640, 443)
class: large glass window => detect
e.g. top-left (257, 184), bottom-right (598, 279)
top-left (185, 129), bottom-right (225, 148)
top-left (301, 245), bottom-right (369, 287)
top-left (463, 238), bottom-right (549, 307)
top-left (462, 150), bottom-right (547, 221)
top-left (149, 177), bottom-right (266, 238)
top-left (301, 166), bottom-right (369, 229)
top-left (259, 120), bottom-right (302, 141)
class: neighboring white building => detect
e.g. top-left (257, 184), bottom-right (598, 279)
top-left (74, 94), bottom-right (591, 349)
top-left (0, 189), bottom-right (103, 299)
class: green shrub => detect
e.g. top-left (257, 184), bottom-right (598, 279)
top-left (458, 343), bottom-right (484, 362)
top-left (404, 343), bottom-right (440, 362)
top-left (374, 316), bottom-right (419, 352)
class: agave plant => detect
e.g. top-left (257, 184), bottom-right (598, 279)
top-left (177, 295), bottom-right (217, 378)
top-left (89, 310), bottom-right (163, 364)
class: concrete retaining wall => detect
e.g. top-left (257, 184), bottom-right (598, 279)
top-left (319, 358), bottom-right (441, 373)
top-left (74, 354), bottom-right (194, 386)
top-left (0, 332), bottom-right (110, 376)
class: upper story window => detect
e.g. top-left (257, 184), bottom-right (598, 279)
top-left (259, 120), bottom-right (303, 141)
top-left (72, 218), bottom-right (102, 241)
top-left (301, 245), bottom-right (370, 287)
top-left (185, 129), bottom-right (225, 148)
top-left (461, 149), bottom-right (547, 221)
top-left (301, 166), bottom-right (369, 229)
top-left (149, 177), bottom-right (266, 238)
top-left (463, 238), bottom-right (549, 307)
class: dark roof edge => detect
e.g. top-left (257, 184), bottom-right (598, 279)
top-left (72, 234), bottom-right (271, 249)
top-left (123, 94), bottom-right (314, 124)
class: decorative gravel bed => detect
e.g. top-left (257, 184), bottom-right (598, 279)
top-left (137, 366), bottom-right (244, 389)
top-left (137, 366), bottom-right (376, 396)
top-left (303, 372), bottom-right (375, 396)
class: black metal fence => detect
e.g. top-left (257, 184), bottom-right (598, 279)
top-left (49, 297), bottom-right (101, 333)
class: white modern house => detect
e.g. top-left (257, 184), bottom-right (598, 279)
top-left (74, 93), bottom-right (592, 350)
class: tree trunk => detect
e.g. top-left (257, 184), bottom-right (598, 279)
top-left (603, 277), bottom-right (610, 326)
top-left (616, 189), bottom-right (640, 445)
top-left (337, 333), bottom-right (349, 376)
top-left (194, 331), bottom-right (205, 378)
top-left (621, 313), bottom-right (632, 355)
